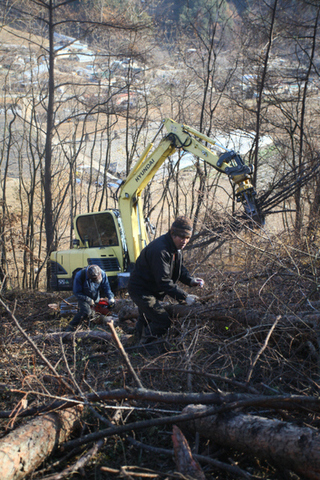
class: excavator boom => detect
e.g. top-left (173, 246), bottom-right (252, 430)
top-left (119, 118), bottom-right (263, 264)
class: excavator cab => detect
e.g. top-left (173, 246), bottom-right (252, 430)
top-left (50, 210), bottom-right (129, 291)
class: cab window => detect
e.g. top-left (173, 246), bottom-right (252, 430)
top-left (76, 212), bottom-right (119, 247)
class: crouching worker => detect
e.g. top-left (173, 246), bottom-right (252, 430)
top-left (128, 216), bottom-right (204, 347)
top-left (65, 264), bottom-right (115, 332)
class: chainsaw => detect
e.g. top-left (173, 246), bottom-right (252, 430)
top-left (91, 299), bottom-right (112, 315)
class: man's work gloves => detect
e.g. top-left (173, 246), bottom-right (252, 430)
top-left (185, 277), bottom-right (205, 305)
top-left (190, 277), bottom-right (205, 288)
top-left (108, 297), bottom-right (116, 309)
top-left (186, 294), bottom-right (198, 306)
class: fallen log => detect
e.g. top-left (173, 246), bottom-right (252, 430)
top-left (182, 404), bottom-right (320, 480)
top-left (118, 302), bottom-right (215, 322)
top-left (117, 301), bottom-right (201, 321)
top-left (2, 393), bottom-right (320, 479)
top-left (38, 329), bottom-right (114, 342)
top-left (11, 329), bottom-right (130, 345)
top-left (118, 299), bottom-right (320, 329)
top-left (0, 406), bottom-right (82, 480)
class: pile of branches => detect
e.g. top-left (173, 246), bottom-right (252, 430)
top-left (0, 227), bottom-right (320, 480)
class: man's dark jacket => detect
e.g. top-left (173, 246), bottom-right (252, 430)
top-left (128, 231), bottom-right (194, 302)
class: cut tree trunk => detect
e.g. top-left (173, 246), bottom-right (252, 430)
top-left (0, 406), bottom-right (82, 480)
top-left (118, 300), bottom-right (320, 329)
top-left (33, 330), bottom-right (113, 343)
top-left (182, 404), bottom-right (320, 480)
top-left (118, 303), bottom-right (205, 322)
top-left (11, 330), bottom-right (130, 345)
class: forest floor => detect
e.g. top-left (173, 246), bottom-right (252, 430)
top-left (1, 233), bottom-right (320, 480)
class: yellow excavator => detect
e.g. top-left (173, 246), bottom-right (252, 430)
top-left (50, 118), bottom-right (263, 291)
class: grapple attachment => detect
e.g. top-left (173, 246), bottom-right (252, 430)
top-left (237, 188), bottom-right (265, 226)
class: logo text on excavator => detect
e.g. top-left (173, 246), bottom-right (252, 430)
top-left (135, 157), bottom-right (155, 183)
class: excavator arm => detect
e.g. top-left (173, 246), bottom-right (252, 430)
top-left (119, 118), bottom-right (263, 265)
top-left (164, 119), bottom-right (262, 224)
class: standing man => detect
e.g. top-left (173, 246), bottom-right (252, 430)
top-left (128, 216), bottom-right (204, 344)
top-left (65, 264), bottom-right (115, 331)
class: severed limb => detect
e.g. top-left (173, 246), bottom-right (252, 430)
top-left (40, 439), bottom-right (104, 480)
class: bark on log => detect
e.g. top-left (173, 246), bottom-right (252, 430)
top-left (118, 300), bottom-right (320, 329)
top-left (182, 404), bottom-right (320, 480)
top-left (118, 303), bottom-right (209, 322)
top-left (40, 330), bottom-right (113, 342)
top-left (11, 330), bottom-right (130, 345)
top-left (0, 406), bottom-right (82, 480)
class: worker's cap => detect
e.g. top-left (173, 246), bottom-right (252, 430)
top-left (87, 265), bottom-right (102, 283)
top-left (170, 216), bottom-right (193, 238)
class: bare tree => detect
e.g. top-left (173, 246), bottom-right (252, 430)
top-left (0, 0), bottom-right (150, 288)
top-left (167, 0), bottom-right (240, 230)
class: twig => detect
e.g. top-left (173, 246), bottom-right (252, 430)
top-left (101, 465), bottom-right (183, 478)
top-left (246, 315), bottom-right (281, 383)
top-left (141, 366), bottom-right (259, 393)
top-left (107, 318), bottom-right (144, 389)
top-left (127, 436), bottom-right (255, 479)
top-left (198, 293), bottom-right (216, 303)
top-left (60, 297), bottom-right (78, 308)
top-left (0, 298), bottom-right (73, 395)
top-left (101, 465), bottom-right (160, 478)
top-left (40, 439), bottom-right (104, 480)
top-left (34, 445), bottom-right (87, 478)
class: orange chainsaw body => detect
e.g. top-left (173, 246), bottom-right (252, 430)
top-left (92, 299), bottom-right (110, 315)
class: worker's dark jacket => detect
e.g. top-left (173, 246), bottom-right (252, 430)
top-left (128, 231), bottom-right (193, 302)
top-left (73, 267), bottom-right (114, 304)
